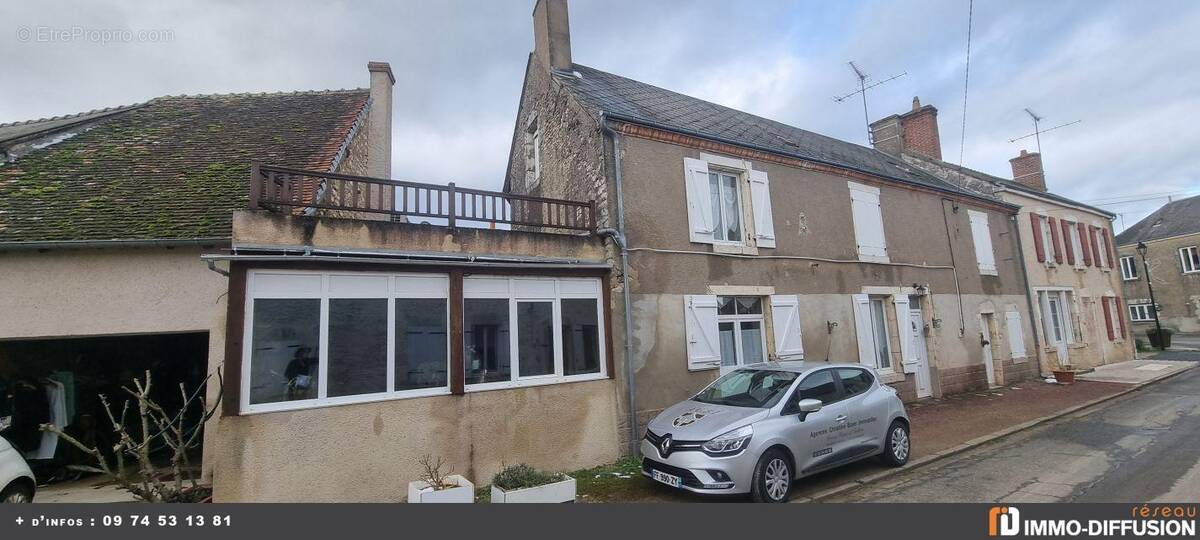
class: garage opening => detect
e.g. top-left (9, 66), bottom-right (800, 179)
top-left (0, 332), bottom-right (209, 483)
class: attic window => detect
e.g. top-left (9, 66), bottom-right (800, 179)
top-left (524, 113), bottom-right (542, 191)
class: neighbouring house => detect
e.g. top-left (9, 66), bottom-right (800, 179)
top-left (869, 98), bottom-right (1134, 375)
top-left (507, 0), bottom-right (1039, 452)
top-left (1115, 194), bottom-right (1200, 335)
top-left (0, 62), bottom-right (392, 489)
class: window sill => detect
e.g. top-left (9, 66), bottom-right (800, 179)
top-left (466, 372), bottom-right (609, 393)
top-left (239, 386), bottom-right (453, 415)
top-left (712, 242), bottom-right (758, 256)
top-left (858, 254), bottom-right (890, 264)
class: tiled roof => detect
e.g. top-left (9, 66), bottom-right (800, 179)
top-left (0, 90), bottom-right (369, 243)
top-left (1114, 194), bottom-right (1200, 246)
top-left (557, 64), bottom-right (1000, 203)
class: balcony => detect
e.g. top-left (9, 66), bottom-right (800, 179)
top-left (249, 164), bottom-right (597, 234)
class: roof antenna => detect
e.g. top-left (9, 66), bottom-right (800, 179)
top-left (834, 61), bottom-right (906, 142)
top-left (1008, 108), bottom-right (1080, 154)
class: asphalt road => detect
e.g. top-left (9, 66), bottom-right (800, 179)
top-left (827, 366), bottom-right (1200, 503)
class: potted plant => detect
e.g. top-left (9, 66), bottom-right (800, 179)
top-left (489, 463), bottom-right (576, 503)
top-left (407, 455), bottom-right (474, 503)
top-left (1146, 328), bottom-right (1173, 349)
top-left (1052, 364), bottom-right (1076, 384)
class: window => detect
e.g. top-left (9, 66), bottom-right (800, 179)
top-left (708, 171), bottom-right (743, 242)
top-left (1037, 290), bottom-right (1077, 346)
top-left (1039, 215), bottom-right (1056, 264)
top-left (1120, 256), bottom-right (1139, 281)
top-left (682, 157), bottom-right (776, 248)
top-left (524, 114), bottom-right (541, 190)
top-left (1066, 220), bottom-right (1084, 267)
top-left (869, 299), bottom-right (892, 370)
top-left (849, 182), bottom-right (888, 262)
top-left (968, 210), bottom-right (997, 275)
top-left (1181, 246), bottom-right (1200, 274)
top-left (1129, 303), bottom-right (1156, 322)
top-left (716, 296), bottom-right (766, 369)
top-left (793, 370), bottom-right (840, 404)
top-left (837, 368), bottom-right (874, 398)
top-left (464, 276), bottom-right (605, 390)
top-left (852, 294), bottom-right (896, 372)
top-left (1092, 227), bottom-right (1109, 268)
top-left (243, 272), bottom-right (450, 413)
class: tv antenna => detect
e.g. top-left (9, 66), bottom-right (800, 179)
top-left (1008, 108), bottom-right (1080, 153)
top-left (833, 61), bottom-right (906, 140)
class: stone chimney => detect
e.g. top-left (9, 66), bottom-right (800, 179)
top-left (869, 96), bottom-right (942, 160)
top-left (533, 0), bottom-right (572, 71)
top-left (366, 61), bottom-right (394, 180)
top-left (1009, 149), bottom-right (1046, 191)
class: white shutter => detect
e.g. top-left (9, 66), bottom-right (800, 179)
top-left (749, 169), bottom-right (776, 248)
top-left (683, 158), bottom-right (715, 244)
top-left (969, 210), bottom-right (997, 275)
top-left (1005, 311), bottom-right (1027, 359)
top-left (893, 295), bottom-right (916, 374)
top-left (849, 182), bottom-right (887, 261)
top-left (851, 294), bottom-right (878, 368)
top-left (684, 295), bottom-right (721, 371)
top-left (770, 295), bottom-right (804, 360)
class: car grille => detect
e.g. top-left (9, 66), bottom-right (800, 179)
top-left (644, 429), bottom-right (705, 453)
top-left (642, 458), bottom-right (705, 489)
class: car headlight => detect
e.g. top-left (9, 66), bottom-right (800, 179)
top-left (702, 425), bottom-right (753, 456)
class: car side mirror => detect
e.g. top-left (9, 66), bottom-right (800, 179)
top-left (794, 398), bottom-right (822, 421)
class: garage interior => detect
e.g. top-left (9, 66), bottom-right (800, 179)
top-left (0, 332), bottom-right (208, 484)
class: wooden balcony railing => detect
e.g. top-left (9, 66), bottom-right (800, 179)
top-left (249, 164), bottom-right (597, 233)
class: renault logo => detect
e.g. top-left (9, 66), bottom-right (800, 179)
top-left (659, 434), bottom-right (673, 458)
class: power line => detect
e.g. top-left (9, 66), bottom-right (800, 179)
top-left (957, 0), bottom-right (974, 167)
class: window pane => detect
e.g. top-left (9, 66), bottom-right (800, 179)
top-left (837, 368), bottom-right (874, 397)
top-left (735, 296), bottom-right (762, 314)
top-left (518, 302), bottom-right (554, 377)
top-left (328, 298), bottom-right (388, 397)
top-left (561, 299), bottom-right (600, 376)
top-left (870, 299), bottom-right (891, 369)
top-left (740, 321), bottom-right (764, 364)
top-left (709, 173), bottom-right (725, 241)
top-left (717, 296), bottom-right (736, 315)
top-left (719, 321), bottom-right (737, 367)
top-left (396, 298), bottom-right (448, 391)
top-left (465, 299), bottom-right (511, 384)
top-left (796, 370), bottom-right (839, 403)
top-left (722, 174), bottom-right (741, 241)
top-left (249, 299), bottom-right (320, 405)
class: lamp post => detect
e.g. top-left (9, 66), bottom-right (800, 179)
top-left (1136, 241), bottom-right (1166, 350)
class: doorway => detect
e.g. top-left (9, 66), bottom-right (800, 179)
top-left (908, 308), bottom-right (932, 398)
top-left (981, 314), bottom-right (997, 387)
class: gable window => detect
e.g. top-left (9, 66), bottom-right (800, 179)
top-left (1180, 246), bottom-right (1200, 274)
top-left (968, 209), bottom-right (997, 275)
top-left (682, 156), bottom-right (775, 248)
top-left (1128, 303), bottom-right (1156, 322)
top-left (1120, 256), bottom-right (1139, 281)
top-left (709, 172), bottom-right (743, 242)
top-left (849, 182), bottom-right (888, 263)
top-left (523, 114), bottom-right (542, 191)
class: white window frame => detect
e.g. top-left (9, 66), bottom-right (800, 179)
top-left (1120, 256), bottom-right (1139, 281)
top-left (1065, 218), bottom-right (1085, 269)
top-left (708, 169), bottom-right (746, 245)
top-left (241, 270), bottom-right (452, 415)
top-left (1180, 246), bottom-right (1200, 274)
top-left (1092, 225), bottom-right (1108, 269)
top-left (1036, 288), bottom-right (1077, 347)
top-left (1039, 215), bottom-right (1055, 264)
top-left (464, 276), bottom-right (607, 392)
top-left (715, 296), bottom-right (768, 369)
top-left (868, 297), bottom-right (894, 372)
top-left (1128, 303), bottom-right (1155, 322)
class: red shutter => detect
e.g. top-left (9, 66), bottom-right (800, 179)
top-left (1048, 217), bottom-right (1064, 264)
top-left (1103, 230), bottom-right (1115, 268)
top-left (1031, 214), bottom-right (1045, 263)
top-left (1101, 297), bottom-right (1115, 341)
top-left (1078, 222), bottom-right (1092, 266)
top-left (1115, 297), bottom-right (1127, 339)
top-left (1061, 220), bottom-right (1075, 265)
top-left (1089, 226), bottom-right (1103, 267)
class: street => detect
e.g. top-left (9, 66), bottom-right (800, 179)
top-left (828, 366), bottom-right (1200, 503)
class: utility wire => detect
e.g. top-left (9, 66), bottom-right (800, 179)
top-left (957, 0), bottom-right (974, 167)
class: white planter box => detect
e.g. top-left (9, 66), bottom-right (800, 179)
top-left (407, 475), bottom-right (475, 503)
top-left (490, 477), bottom-right (576, 503)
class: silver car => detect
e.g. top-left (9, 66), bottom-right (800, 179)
top-left (641, 361), bottom-right (910, 502)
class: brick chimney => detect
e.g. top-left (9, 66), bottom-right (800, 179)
top-left (366, 61), bottom-right (394, 180)
top-left (1009, 149), bottom-right (1046, 191)
top-left (869, 96), bottom-right (942, 160)
top-left (533, 0), bottom-right (572, 71)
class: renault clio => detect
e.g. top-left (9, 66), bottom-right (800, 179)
top-left (641, 362), bottom-right (910, 502)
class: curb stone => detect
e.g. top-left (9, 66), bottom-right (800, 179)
top-left (799, 361), bottom-right (1197, 503)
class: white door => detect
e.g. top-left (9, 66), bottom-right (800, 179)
top-left (981, 315), bottom-right (997, 387)
top-left (909, 309), bottom-right (932, 398)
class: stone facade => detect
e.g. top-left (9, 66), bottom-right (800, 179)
top-left (1117, 233), bottom-right (1200, 334)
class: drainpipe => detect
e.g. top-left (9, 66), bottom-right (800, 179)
top-left (1010, 215), bottom-right (1043, 373)
top-left (599, 113), bottom-right (639, 456)
top-left (940, 199), bottom-right (967, 336)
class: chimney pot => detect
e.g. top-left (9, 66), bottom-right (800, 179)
top-left (912, 96), bottom-right (921, 111)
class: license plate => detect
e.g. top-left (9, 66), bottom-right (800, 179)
top-left (651, 469), bottom-right (682, 488)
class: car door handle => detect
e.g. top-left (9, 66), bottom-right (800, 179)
top-left (835, 415), bottom-right (848, 423)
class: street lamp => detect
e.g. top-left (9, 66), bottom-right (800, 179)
top-left (1136, 241), bottom-right (1166, 350)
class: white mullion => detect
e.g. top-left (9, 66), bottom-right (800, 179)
top-left (240, 279), bottom-right (255, 413)
top-left (386, 276), bottom-right (396, 394)
top-left (596, 293), bottom-right (607, 377)
top-left (508, 278), bottom-right (519, 383)
top-left (318, 275), bottom-right (330, 400)
top-left (553, 280), bottom-right (564, 377)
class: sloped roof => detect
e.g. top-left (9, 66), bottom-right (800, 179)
top-left (0, 90), bottom-right (369, 244)
top-left (1115, 194), bottom-right (1200, 246)
top-left (556, 64), bottom-right (1003, 204)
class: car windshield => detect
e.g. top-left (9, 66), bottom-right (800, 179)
top-left (693, 369), bottom-right (799, 408)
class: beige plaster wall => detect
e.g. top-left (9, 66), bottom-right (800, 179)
top-left (1118, 233), bottom-right (1200, 334)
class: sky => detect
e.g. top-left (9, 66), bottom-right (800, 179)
top-left (4, 0), bottom-right (1198, 232)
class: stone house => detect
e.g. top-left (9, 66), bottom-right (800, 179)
top-left (1115, 195), bottom-right (1200, 334)
top-left (507, 0), bottom-right (1039, 452)
top-left (869, 99), bottom-right (1135, 374)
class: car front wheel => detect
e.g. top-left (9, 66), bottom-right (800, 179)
top-left (750, 448), bottom-right (793, 503)
top-left (1, 481), bottom-right (33, 503)
top-left (881, 420), bottom-right (910, 467)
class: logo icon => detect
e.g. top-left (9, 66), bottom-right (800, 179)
top-left (659, 434), bottom-right (673, 458)
top-left (988, 506), bottom-right (1021, 537)
top-left (673, 411), bottom-right (706, 427)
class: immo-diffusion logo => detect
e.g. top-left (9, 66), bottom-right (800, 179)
top-left (988, 505), bottom-right (1197, 537)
